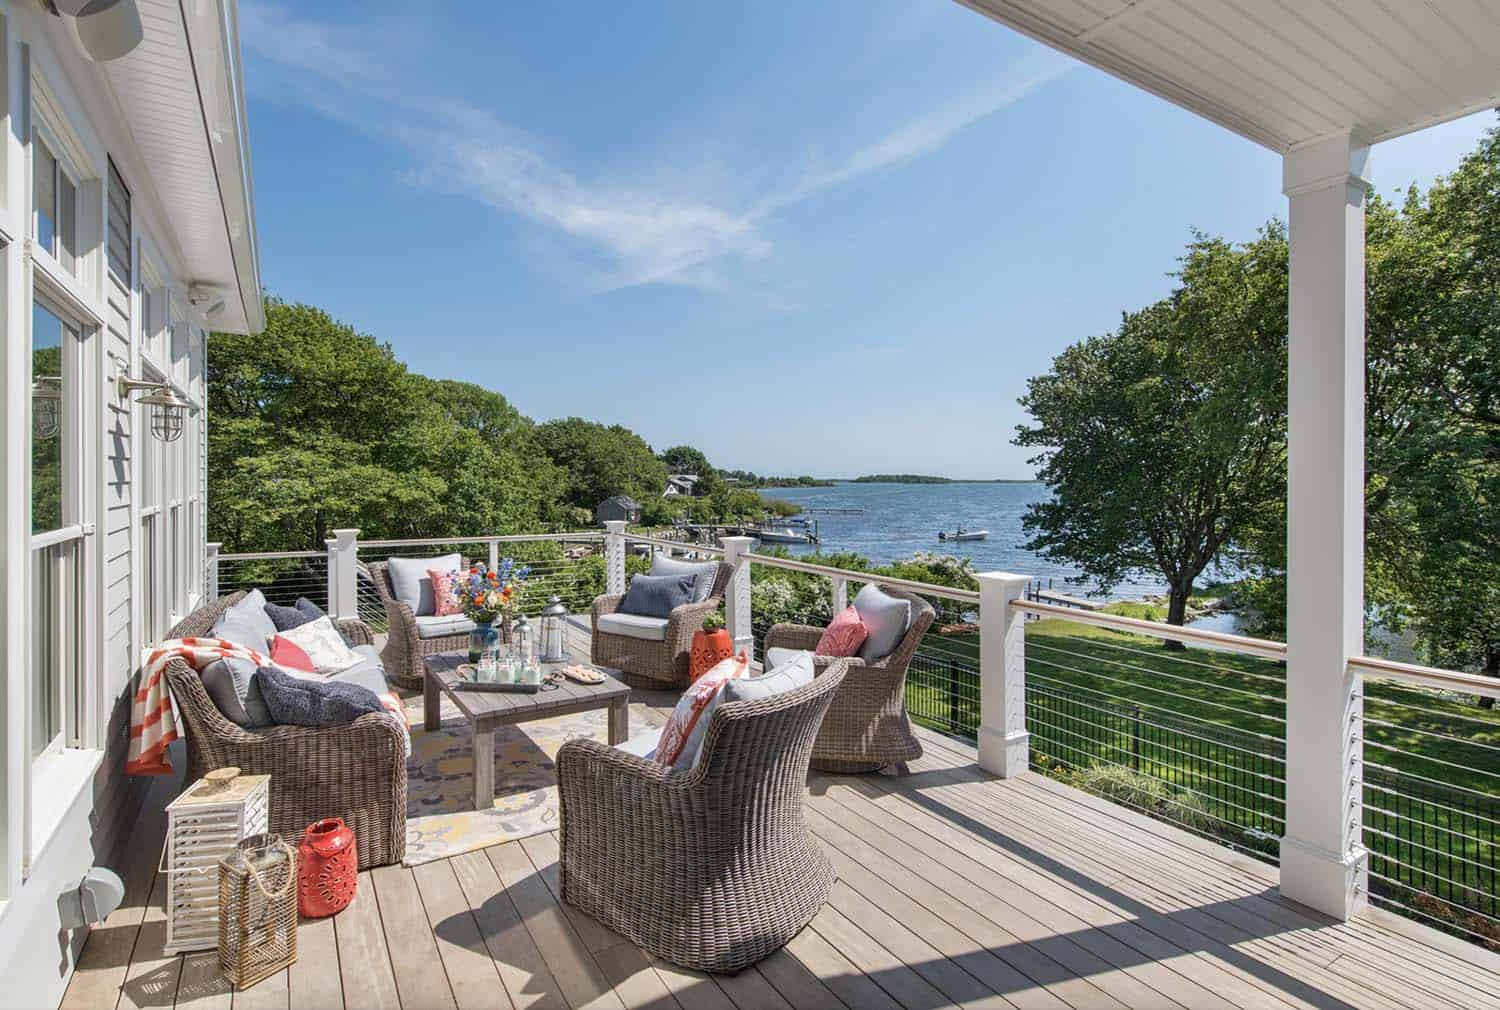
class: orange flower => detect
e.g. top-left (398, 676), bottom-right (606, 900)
top-left (501, 587), bottom-right (513, 600)
top-left (473, 593), bottom-right (484, 605)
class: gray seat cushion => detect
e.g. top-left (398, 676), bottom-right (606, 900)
top-left (649, 556), bottom-right (719, 603)
top-left (764, 646), bottom-right (807, 671)
top-left (387, 553), bottom-right (461, 616)
top-left (211, 588), bottom-right (278, 653)
top-left (618, 573), bottom-right (695, 619)
top-left (414, 614), bottom-right (476, 639)
top-left (615, 728), bottom-right (662, 760)
top-left (200, 656), bottom-right (273, 728)
top-left (596, 612), bottom-right (669, 642)
top-left (853, 584), bottom-right (912, 661)
top-left (724, 650), bottom-right (815, 704)
top-left (339, 643), bottom-right (387, 684)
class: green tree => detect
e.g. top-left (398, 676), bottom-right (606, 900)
top-left (208, 299), bottom-right (560, 550)
top-left (534, 417), bottom-right (668, 510)
top-left (1015, 227), bottom-right (1289, 630)
top-left (1363, 122), bottom-right (1500, 689)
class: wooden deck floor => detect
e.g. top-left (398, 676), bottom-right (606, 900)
top-left (62, 696), bottom-right (1500, 1010)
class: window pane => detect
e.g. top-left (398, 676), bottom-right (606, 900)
top-left (31, 302), bottom-right (65, 534)
top-left (58, 173), bottom-right (77, 274)
top-left (34, 139), bottom-right (56, 255)
top-left (31, 544), bottom-right (58, 756)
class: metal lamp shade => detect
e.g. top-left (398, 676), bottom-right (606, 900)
top-left (139, 389), bottom-right (186, 443)
top-left (75, 0), bottom-right (144, 62)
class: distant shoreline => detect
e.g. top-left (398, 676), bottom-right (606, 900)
top-left (847, 475), bottom-right (1039, 485)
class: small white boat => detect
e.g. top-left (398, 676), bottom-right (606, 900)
top-left (757, 527), bottom-right (818, 544)
top-left (938, 528), bottom-right (989, 542)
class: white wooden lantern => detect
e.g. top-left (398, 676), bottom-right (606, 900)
top-left (161, 769), bottom-right (270, 954)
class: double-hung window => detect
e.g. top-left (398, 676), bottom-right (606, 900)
top-left (30, 297), bottom-right (85, 761)
top-left (33, 133), bottom-right (79, 275)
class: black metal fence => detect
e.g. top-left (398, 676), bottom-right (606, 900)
top-left (904, 661), bottom-right (1500, 946)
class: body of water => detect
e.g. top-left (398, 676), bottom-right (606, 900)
top-left (756, 481), bottom-right (1231, 606)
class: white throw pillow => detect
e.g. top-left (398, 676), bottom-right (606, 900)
top-left (277, 616), bottom-right (361, 673)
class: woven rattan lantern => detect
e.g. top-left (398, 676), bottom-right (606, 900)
top-left (218, 833), bottom-right (298, 989)
top-left (161, 769), bottom-right (269, 954)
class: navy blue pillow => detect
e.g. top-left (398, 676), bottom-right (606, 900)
top-left (257, 665), bottom-right (383, 727)
top-left (618, 574), bottom-right (695, 619)
top-left (294, 597), bottom-right (326, 622)
top-left (263, 600), bottom-right (311, 632)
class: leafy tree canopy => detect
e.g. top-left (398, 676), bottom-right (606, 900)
top-left (208, 298), bottom-right (564, 551)
top-left (533, 417), bottom-right (669, 510)
top-left (1015, 226), bottom-right (1289, 627)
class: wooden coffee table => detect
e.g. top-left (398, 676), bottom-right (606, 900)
top-left (422, 653), bottom-right (631, 811)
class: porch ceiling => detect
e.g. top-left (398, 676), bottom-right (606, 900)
top-left (956, 0), bottom-right (1500, 152)
top-left (94, 0), bottom-right (262, 334)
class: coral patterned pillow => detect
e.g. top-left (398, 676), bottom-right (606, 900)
top-left (816, 605), bottom-right (868, 657)
top-left (269, 634), bottom-right (318, 673)
top-left (428, 569), bottom-right (465, 617)
top-left (654, 652), bottom-right (749, 769)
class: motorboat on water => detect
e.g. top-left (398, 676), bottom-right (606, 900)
top-left (757, 526), bottom-right (819, 544)
top-left (938, 527), bottom-right (989, 542)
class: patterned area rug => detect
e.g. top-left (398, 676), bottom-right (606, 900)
top-left (400, 692), bottom-right (662, 866)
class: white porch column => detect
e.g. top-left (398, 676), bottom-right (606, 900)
top-left (206, 541), bottom-right (221, 600)
top-left (977, 572), bottom-right (1031, 778)
top-left (1279, 133), bottom-right (1370, 920)
top-left (721, 536), bottom-right (755, 663)
top-left (603, 521), bottom-right (626, 596)
top-left (830, 574), bottom-right (848, 614)
top-left (326, 528), bottom-right (359, 621)
top-left (488, 540), bottom-right (500, 572)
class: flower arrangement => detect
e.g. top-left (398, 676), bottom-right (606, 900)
top-left (450, 559), bottom-right (530, 624)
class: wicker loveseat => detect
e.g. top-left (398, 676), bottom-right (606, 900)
top-left (590, 561), bottom-right (732, 690)
top-left (162, 592), bottom-right (407, 869)
top-left (366, 559), bottom-right (471, 690)
top-left (764, 586), bottom-right (936, 773)
top-left (557, 659), bottom-right (849, 973)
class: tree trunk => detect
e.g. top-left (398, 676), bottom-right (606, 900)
top-left (1481, 647), bottom-right (1498, 711)
top-left (1164, 584), bottom-right (1191, 651)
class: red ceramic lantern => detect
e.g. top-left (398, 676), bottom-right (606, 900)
top-left (297, 818), bottom-right (357, 918)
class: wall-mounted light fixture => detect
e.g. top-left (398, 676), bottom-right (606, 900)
top-left (47, 0), bottom-right (144, 63)
top-left (115, 368), bottom-right (190, 443)
top-left (32, 375), bottom-right (62, 439)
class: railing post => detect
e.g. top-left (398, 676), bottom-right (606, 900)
top-left (603, 521), bottom-right (626, 596)
top-left (206, 541), bottom-right (220, 600)
top-left (722, 536), bottom-right (755, 663)
top-left (830, 574), bottom-right (848, 614)
top-left (327, 528), bottom-right (359, 620)
top-left (489, 539), bottom-right (500, 572)
top-left (977, 572), bottom-right (1031, 778)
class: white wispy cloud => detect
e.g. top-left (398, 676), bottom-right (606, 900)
top-left (239, 2), bottom-right (1067, 293)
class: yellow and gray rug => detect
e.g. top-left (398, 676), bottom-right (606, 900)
top-left (398, 692), bottom-right (661, 866)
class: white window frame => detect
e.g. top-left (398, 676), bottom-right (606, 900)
top-left (30, 126), bottom-right (78, 276)
top-left (27, 291), bottom-right (89, 766)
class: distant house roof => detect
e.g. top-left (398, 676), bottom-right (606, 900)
top-left (601, 495), bottom-right (640, 509)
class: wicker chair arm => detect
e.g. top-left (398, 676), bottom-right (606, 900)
top-left (763, 623), bottom-right (823, 652)
top-left (591, 593), bottom-right (625, 621)
top-left (665, 596), bottom-right (723, 645)
top-left (337, 618), bottom-right (374, 647)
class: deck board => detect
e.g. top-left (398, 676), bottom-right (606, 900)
top-left (67, 680), bottom-right (1500, 1010)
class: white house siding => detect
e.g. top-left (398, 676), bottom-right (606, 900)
top-left (0, 7), bottom-right (221, 1008)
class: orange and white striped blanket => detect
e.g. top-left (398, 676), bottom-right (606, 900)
top-left (127, 637), bottom-right (270, 776)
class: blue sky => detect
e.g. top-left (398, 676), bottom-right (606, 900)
top-left (240, 1), bottom-right (1493, 480)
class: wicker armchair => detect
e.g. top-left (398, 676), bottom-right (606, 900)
top-left (162, 592), bottom-right (407, 869)
top-left (764, 586), bottom-right (936, 773)
top-left (590, 562), bottom-right (732, 690)
top-left (558, 659), bottom-right (849, 973)
top-left (366, 559), bottom-right (471, 690)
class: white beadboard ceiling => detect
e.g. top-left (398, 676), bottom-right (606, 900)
top-left (956, 0), bottom-right (1500, 153)
top-left (98, 0), bottom-right (261, 333)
